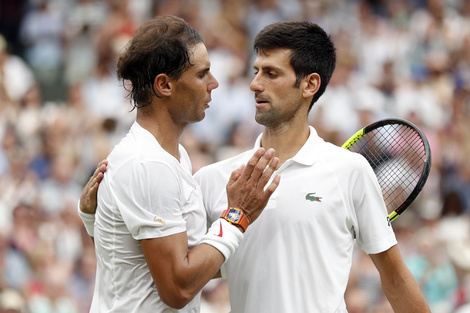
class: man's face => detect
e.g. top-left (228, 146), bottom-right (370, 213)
top-left (169, 43), bottom-right (219, 125)
top-left (250, 48), bottom-right (304, 128)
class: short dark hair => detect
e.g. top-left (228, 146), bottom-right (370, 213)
top-left (253, 21), bottom-right (336, 111)
top-left (117, 15), bottom-right (204, 108)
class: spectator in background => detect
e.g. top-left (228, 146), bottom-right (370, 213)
top-left (19, 0), bottom-right (65, 101)
top-left (63, 0), bottom-right (108, 85)
top-left (0, 0), bottom-right (27, 56)
top-left (80, 55), bottom-right (132, 131)
top-left (0, 288), bottom-right (26, 313)
top-left (448, 239), bottom-right (470, 312)
top-left (39, 149), bottom-right (83, 217)
top-left (0, 34), bottom-right (36, 105)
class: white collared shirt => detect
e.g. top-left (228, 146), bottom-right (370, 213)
top-left (194, 126), bottom-right (396, 313)
top-left (91, 122), bottom-right (205, 313)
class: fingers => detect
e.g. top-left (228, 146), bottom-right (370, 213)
top-left (254, 154), bottom-right (279, 190)
top-left (228, 148), bottom-right (276, 191)
top-left (262, 174), bottom-right (281, 200)
top-left (242, 148), bottom-right (275, 188)
top-left (80, 159), bottom-right (107, 214)
top-left (237, 148), bottom-right (266, 183)
top-left (227, 164), bottom-right (245, 187)
top-left (87, 160), bottom-right (107, 188)
top-left (225, 147), bottom-right (281, 224)
top-left (249, 155), bottom-right (280, 209)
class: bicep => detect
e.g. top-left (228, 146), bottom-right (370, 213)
top-left (141, 232), bottom-right (190, 297)
top-left (369, 245), bottom-right (406, 279)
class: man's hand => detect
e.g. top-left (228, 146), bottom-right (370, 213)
top-left (79, 160), bottom-right (108, 214)
top-left (226, 148), bottom-right (280, 226)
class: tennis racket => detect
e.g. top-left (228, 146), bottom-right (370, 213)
top-left (342, 118), bottom-right (431, 222)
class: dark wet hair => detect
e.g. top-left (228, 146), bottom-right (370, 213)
top-left (117, 15), bottom-right (204, 109)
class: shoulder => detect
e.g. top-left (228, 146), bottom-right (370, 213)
top-left (108, 140), bottom-right (181, 186)
top-left (319, 141), bottom-right (370, 172)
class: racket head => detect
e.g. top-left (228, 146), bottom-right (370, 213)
top-left (342, 118), bottom-right (432, 222)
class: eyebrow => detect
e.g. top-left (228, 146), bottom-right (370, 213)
top-left (253, 65), bottom-right (283, 72)
top-left (192, 64), bottom-right (210, 75)
top-left (199, 67), bottom-right (210, 75)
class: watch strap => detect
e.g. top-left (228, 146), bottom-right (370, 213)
top-left (220, 207), bottom-right (249, 232)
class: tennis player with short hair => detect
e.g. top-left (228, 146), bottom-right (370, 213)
top-left (195, 20), bottom-right (430, 313)
top-left (78, 15), bottom-right (280, 313)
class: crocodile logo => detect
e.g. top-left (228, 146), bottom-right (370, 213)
top-left (305, 192), bottom-right (322, 202)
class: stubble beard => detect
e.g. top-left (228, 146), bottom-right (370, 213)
top-left (255, 102), bottom-right (305, 130)
top-left (255, 108), bottom-right (282, 128)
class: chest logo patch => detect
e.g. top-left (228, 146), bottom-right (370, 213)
top-left (154, 216), bottom-right (166, 225)
top-left (305, 192), bottom-right (322, 202)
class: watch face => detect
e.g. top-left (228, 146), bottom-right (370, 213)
top-left (227, 209), bottom-right (242, 222)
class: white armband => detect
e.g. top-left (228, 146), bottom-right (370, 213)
top-left (77, 201), bottom-right (95, 237)
top-left (200, 218), bottom-right (243, 263)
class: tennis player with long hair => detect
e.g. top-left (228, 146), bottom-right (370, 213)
top-left (78, 15), bottom-right (280, 312)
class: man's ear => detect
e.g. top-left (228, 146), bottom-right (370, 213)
top-left (302, 73), bottom-right (321, 99)
top-left (153, 74), bottom-right (172, 97)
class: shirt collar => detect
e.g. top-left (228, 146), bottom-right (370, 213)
top-left (252, 126), bottom-right (323, 166)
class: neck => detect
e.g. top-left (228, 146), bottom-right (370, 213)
top-left (136, 105), bottom-right (185, 161)
top-left (260, 122), bottom-right (310, 165)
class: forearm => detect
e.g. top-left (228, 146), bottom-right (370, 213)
top-left (142, 220), bottom-right (242, 309)
top-left (371, 246), bottom-right (431, 313)
top-left (370, 245), bottom-right (431, 313)
top-left (168, 243), bottom-right (225, 307)
top-left (381, 270), bottom-right (431, 313)
top-left (177, 219), bottom-right (241, 292)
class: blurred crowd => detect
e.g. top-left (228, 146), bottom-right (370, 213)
top-left (0, 0), bottom-right (469, 312)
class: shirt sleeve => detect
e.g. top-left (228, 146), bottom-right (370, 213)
top-left (351, 156), bottom-right (397, 254)
top-left (110, 159), bottom-right (187, 240)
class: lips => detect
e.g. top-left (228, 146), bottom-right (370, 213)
top-left (255, 92), bottom-right (269, 103)
top-left (255, 97), bottom-right (269, 108)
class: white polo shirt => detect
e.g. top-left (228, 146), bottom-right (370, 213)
top-left (91, 122), bottom-right (206, 313)
top-left (194, 126), bottom-right (397, 313)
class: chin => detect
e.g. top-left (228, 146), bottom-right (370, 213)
top-left (191, 113), bottom-right (205, 124)
top-left (255, 114), bottom-right (276, 127)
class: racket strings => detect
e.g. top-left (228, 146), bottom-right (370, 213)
top-left (349, 124), bottom-right (427, 214)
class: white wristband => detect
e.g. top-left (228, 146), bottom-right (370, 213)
top-left (77, 201), bottom-right (95, 237)
top-left (200, 218), bottom-right (243, 262)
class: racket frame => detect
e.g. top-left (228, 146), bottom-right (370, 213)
top-left (341, 118), bottom-right (432, 222)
